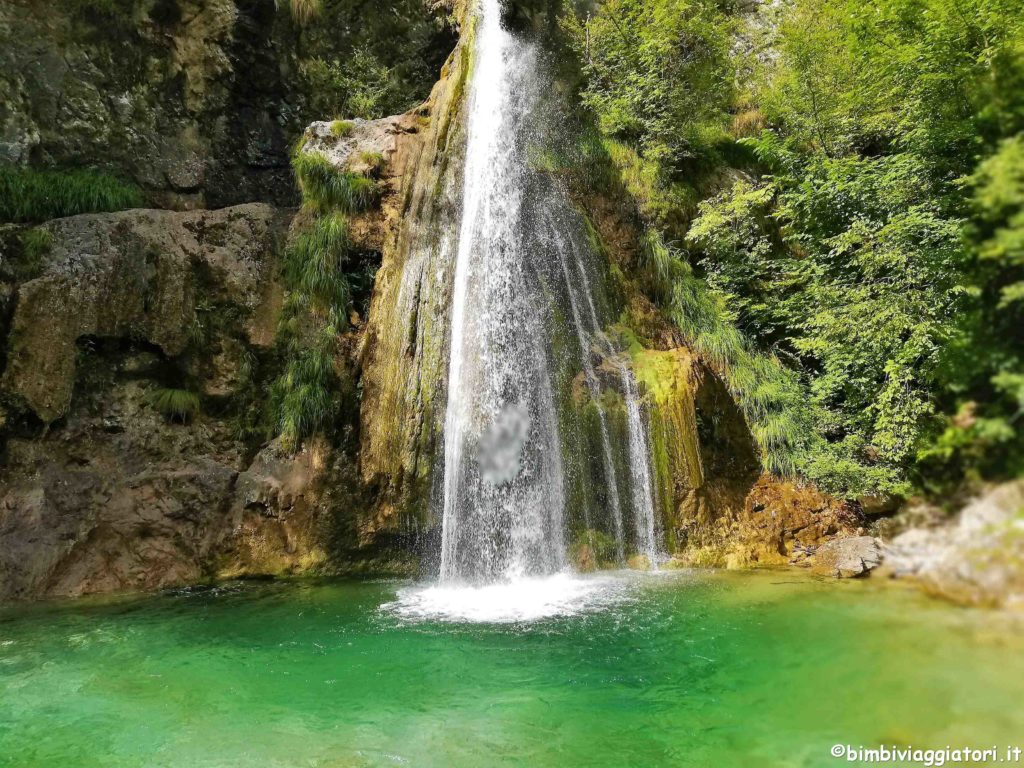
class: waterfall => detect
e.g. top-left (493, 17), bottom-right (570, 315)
top-left (439, 0), bottom-right (566, 581)
top-left (542, 211), bottom-right (660, 568)
top-left (543, 213), bottom-right (627, 565)
top-left (437, 0), bottom-right (660, 582)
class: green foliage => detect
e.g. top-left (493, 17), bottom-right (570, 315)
top-left (562, 0), bottom-right (734, 174)
top-left (272, 337), bottom-right (338, 451)
top-left (643, 232), bottom-right (819, 480)
top-left (292, 152), bottom-right (379, 214)
top-left (270, 148), bottom-right (383, 451)
top-left (150, 388), bottom-right (201, 424)
top-left (0, 166), bottom-right (143, 224)
top-left (285, 213), bottom-right (353, 323)
top-left (565, 0), bottom-right (1024, 495)
top-left (301, 47), bottom-right (409, 120)
top-left (970, 137), bottom-right (1024, 310)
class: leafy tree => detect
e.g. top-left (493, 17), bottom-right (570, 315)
top-left (567, 0), bottom-right (1024, 495)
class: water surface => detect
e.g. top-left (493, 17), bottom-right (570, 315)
top-left (1, 570), bottom-right (1021, 767)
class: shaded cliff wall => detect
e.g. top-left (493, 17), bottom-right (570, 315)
top-left (0, 0), bottom-right (455, 208)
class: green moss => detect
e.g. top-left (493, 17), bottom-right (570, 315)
top-left (12, 228), bottom-right (53, 282)
top-left (435, 13), bottom-right (476, 156)
top-left (0, 166), bottom-right (143, 224)
top-left (570, 528), bottom-right (620, 571)
top-left (150, 388), bottom-right (201, 424)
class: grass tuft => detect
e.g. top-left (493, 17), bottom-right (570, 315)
top-left (285, 213), bottom-right (353, 318)
top-left (272, 344), bottom-right (337, 451)
top-left (292, 152), bottom-right (379, 214)
top-left (330, 120), bottom-right (354, 138)
top-left (357, 151), bottom-right (386, 178)
top-left (12, 228), bottom-right (53, 281)
top-left (287, 0), bottom-right (322, 26)
top-left (0, 166), bottom-right (142, 224)
top-left (150, 388), bottom-right (201, 424)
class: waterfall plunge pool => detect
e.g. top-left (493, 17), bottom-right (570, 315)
top-left (1, 570), bottom-right (1022, 767)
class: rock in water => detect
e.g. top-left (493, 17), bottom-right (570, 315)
top-left (883, 481), bottom-right (1024, 607)
top-left (810, 536), bottom-right (882, 578)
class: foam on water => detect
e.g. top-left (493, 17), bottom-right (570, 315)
top-left (383, 572), bottom-right (637, 624)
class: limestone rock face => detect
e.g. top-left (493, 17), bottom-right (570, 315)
top-left (0, 374), bottom-right (371, 601)
top-left (0, 0), bottom-right (453, 208)
top-left (355, 30), bottom-right (473, 532)
top-left (882, 481), bottom-right (1024, 607)
top-left (810, 536), bottom-right (883, 578)
top-left (2, 204), bottom-right (285, 422)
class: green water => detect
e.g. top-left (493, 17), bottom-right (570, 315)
top-left (1, 570), bottom-right (1021, 767)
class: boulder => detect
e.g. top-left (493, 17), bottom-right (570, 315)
top-left (883, 481), bottom-right (1024, 607)
top-left (810, 536), bottom-right (882, 578)
top-left (1, 204), bottom-right (285, 421)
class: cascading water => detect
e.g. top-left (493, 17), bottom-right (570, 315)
top-left (622, 369), bottom-right (660, 564)
top-left (436, 0), bottom-right (661, 585)
top-left (438, 0), bottom-right (566, 581)
top-left (541, 210), bottom-right (660, 568)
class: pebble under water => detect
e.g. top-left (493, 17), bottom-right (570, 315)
top-left (1, 570), bottom-right (1022, 767)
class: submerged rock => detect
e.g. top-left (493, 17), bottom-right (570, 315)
top-left (810, 536), bottom-right (882, 578)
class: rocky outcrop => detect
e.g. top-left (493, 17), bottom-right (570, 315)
top-left (0, 0), bottom-right (454, 208)
top-left (3, 205), bottom-right (286, 422)
top-left (0, 202), bottom-right (409, 601)
top-left (881, 481), bottom-right (1024, 608)
top-left (809, 536), bottom-right (882, 578)
top-left (0, 0), bottom-right (864, 602)
top-left (356, 19), bottom-right (474, 532)
top-left (0, 372), bottom-right (385, 600)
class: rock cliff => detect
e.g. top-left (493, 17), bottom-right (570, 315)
top-left (0, 0), bottom-right (454, 208)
